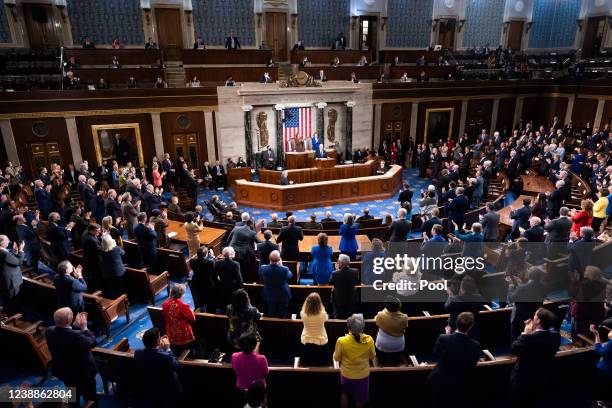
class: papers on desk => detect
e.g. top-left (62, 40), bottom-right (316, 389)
top-left (167, 232), bottom-right (178, 238)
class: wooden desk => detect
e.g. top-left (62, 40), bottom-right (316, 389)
top-left (259, 160), bottom-right (377, 184)
top-left (257, 233), bottom-right (372, 255)
top-left (65, 49), bottom-right (162, 66)
top-left (291, 49), bottom-right (373, 65)
top-left (379, 50), bottom-right (443, 64)
top-left (521, 174), bottom-right (554, 194)
top-left (236, 164), bottom-right (402, 211)
top-left (285, 150), bottom-right (336, 169)
top-left (182, 49), bottom-right (272, 65)
top-left (227, 167), bottom-right (252, 187)
top-left (302, 66), bottom-right (382, 81)
top-left (314, 158), bottom-right (336, 168)
top-left (165, 220), bottom-right (226, 253)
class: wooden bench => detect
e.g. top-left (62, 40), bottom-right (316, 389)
top-left (184, 67), bottom-right (278, 84)
top-left (0, 313), bottom-right (51, 373)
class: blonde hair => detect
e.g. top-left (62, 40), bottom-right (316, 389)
top-left (101, 216), bottom-right (113, 231)
top-left (302, 292), bottom-right (324, 316)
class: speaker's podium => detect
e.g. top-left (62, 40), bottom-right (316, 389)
top-left (285, 149), bottom-right (337, 169)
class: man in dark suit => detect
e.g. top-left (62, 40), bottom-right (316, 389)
top-left (134, 212), bottom-right (158, 273)
top-left (567, 226), bottom-right (597, 277)
top-left (356, 208), bottom-right (374, 222)
top-left (261, 146), bottom-right (276, 169)
top-left (82, 36), bottom-right (96, 49)
top-left (257, 230), bottom-right (279, 266)
top-left (543, 207), bottom-right (573, 257)
top-left (225, 31), bottom-right (241, 50)
top-left (522, 217), bottom-right (544, 242)
top-left (54, 260), bottom-right (88, 313)
top-left (193, 37), bottom-right (206, 49)
top-left (161, 153), bottom-right (176, 186)
top-left (329, 254), bottom-right (359, 318)
top-left (334, 32), bottom-right (347, 50)
top-left (80, 179), bottom-right (98, 214)
top-left (546, 181), bottom-right (565, 218)
top-left (143, 184), bottom-right (163, 214)
top-left (81, 224), bottom-right (103, 291)
top-left (15, 215), bottom-right (40, 274)
top-left (510, 307), bottom-right (561, 407)
top-left (421, 208), bottom-right (443, 239)
top-left (420, 225), bottom-right (448, 278)
top-left (64, 164), bottom-right (80, 184)
top-left (507, 267), bottom-right (545, 341)
top-left (215, 247), bottom-right (244, 308)
top-left (105, 189), bottom-right (122, 221)
top-left (0, 235), bottom-right (24, 315)
top-left (259, 250), bottom-right (292, 317)
top-left (211, 160), bottom-right (227, 190)
top-left (134, 328), bottom-right (183, 407)
top-left (304, 214), bottom-right (323, 230)
top-left (34, 181), bottom-right (53, 219)
top-left (510, 197), bottom-right (532, 239)
top-left (480, 202), bottom-right (500, 242)
top-left (397, 181), bottom-right (414, 209)
top-left (46, 212), bottom-right (74, 263)
top-left (228, 221), bottom-right (261, 282)
top-left (321, 211), bottom-right (336, 223)
top-left (266, 213), bottom-right (283, 229)
top-left (388, 208), bottom-right (412, 242)
top-left (428, 312), bottom-right (481, 408)
top-left (447, 187), bottom-right (469, 228)
top-left (46, 307), bottom-right (98, 406)
top-left (276, 216), bottom-right (303, 261)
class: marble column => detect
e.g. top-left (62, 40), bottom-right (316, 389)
top-left (274, 104), bottom-right (285, 169)
top-left (458, 100), bottom-right (469, 137)
top-left (316, 102), bottom-right (327, 145)
top-left (65, 117), bottom-right (83, 165)
top-left (345, 101), bottom-right (356, 162)
top-left (409, 103), bottom-right (419, 140)
top-left (0, 120), bottom-right (19, 164)
top-left (149, 113), bottom-right (165, 159)
top-left (490, 98), bottom-right (500, 134)
top-left (204, 111), bottom-right (216, 162)
top-left (242, 105), bottom-right (254, 167)
top-left (513, 97), bottom-right (524, 128)
top-left (594, 98), bottom-right (605, 129)
top-left (564, 96), bottom-right (575, 126)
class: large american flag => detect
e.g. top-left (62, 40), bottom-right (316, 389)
top-left (283, 107), bottom-right (312, 149)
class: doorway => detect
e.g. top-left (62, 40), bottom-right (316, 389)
top-left (265, 12), bottom-right (288, 62)
top-left (28, 141), bottom-right (62, 175)
top-left (506, 20), bottom-right (524, 50)
top-left (22, 3), bottom-right (60, 49)
top-left (359, 16), bottom-right (378, 57)
top-left (582, 17), bottom-right (606, 58)
top-left (155, 7), bottom-right (183, 60)
top-left (437, 19), bottom-right (456, 50)
top-left (173, 133), bottom-right (200, 170)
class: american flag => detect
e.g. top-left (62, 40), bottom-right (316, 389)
top-left (283, 107), bottom-right (312, 150)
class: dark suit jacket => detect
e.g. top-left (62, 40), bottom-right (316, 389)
top-left (81, 233), bottom-right (102, 274)
top-left (64, 169), bottom-right (80, 184)
top-left (398, 189), bottom-right (414, 205)
top-left (34, 188), bottom-right (53, 215)
top-left (228, 225), bottom-right (261, 258)
top-left (214, 258), bottom-right (243, 306)
top-left (547, 188), bottom-right (564, 217)
top-left (277, 224), bottom-right (303, 260)
top-left (511, 205), bottom-right (532, 230)
top-left (0, 248), bottom-right (24, 297)
top-left (522, 225), bottom-right (544, 242)
top-left (259, 264), bottom-right (292, 302)
top-left (105, 198), bottom-right (122, 220)
top-left (480, 211), bottom-right (500, 241)
top-left (81, 185), bottom-right (97, 212)
top-left (543, 216), bottom-right (572, 243)
top-left (428, 332), bottom-right (481, 390)
top-left (101, 246), bottom-right (126, 279)
top-left (54, 273), bottom-right (88, 312)
top-left (225, 36), bottom-right (240, 49)
top-left (388, 219), bottom-right (412, 242)
top-left (134, 348), bottom-right (182, 405)
top-left (329, 267), bottom-right (359, 314)
top-left (16, 223), bottom-right (40, 253)
top-left (448, 195), bottom-right (470, 226)
top-left (134, 224), bottom-right (158, 258)
top-left (144, 192), bottom-right (162, 213)
top-left (46, 325), bottom-right (97, 383)
top-left (46, 223), bottom-right (70, 261)
top-left (510, 330), bottom-right (561, 393)
top-left (508, 281), bottom-right (544, 324)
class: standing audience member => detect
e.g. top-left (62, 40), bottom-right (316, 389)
top-left (300, 292), bottom-right (329, 366)
top-left (256, 230), bottom-right (278, 266)
top-left (329, 254), bottom-right (360, 319)
top-left (231, 333), bottom-right (269, 402)
top-left (184, 212), bottom-right (205, 257)
top-left (0, 235), bottom-right (24, 315)
top-left (590, 324), bottom-right (612, 404)
top-left (309, 233), bottom-right (334, 285)
top-left (14, 214), bottom-right (40, 274)
top-left (339, 214), bottom-right (359, 260)
top-left (227, 289), bottom-right (262, 349)
top-left (134, 212), bottom-right (158, 272)
top-left (388, 208), bottom-right (411, 242)
top-left (333, 314), bottom-right (376, 408)
top-left (46, 307), bottom-right (98, 407)
top-left (428, 312), bottom-right (481, 408)
top-left (276, 216), bottom-right (303, 262)
top-left (189, 246), bottom-right (217, 312)
top-left (216, 246), bottom-right (244, 310)
top-left (101, 233), bottom-right (126, 299)
top-left (134, 328), bottom-right (183, 407)
top-left (374, 296), bottom-right (408, 366)
top-left (162, 284), bottom-right (196, 355)
top-left (259, 250), bottom-right (292, 318)
top-left (54, 260), bottom-right (87, 314)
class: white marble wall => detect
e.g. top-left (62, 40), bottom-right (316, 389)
top-left (216, 81), bottom-right (373, 163)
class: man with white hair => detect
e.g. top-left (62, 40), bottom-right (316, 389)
top-left (0, 234), bottom-right (24, 314)
top-left (81, 178), bottom-right (98, 213)
top-left (259, 250), bottom-right (292, 317)
top-left (522, 217), bottom-right (544, 243)
top-left (45, 212), bottom-right (74, 262)
top-left (267, 213), bottom-right (283, 228)
top-left (388, 208), bottom-right (411, 242)
top-left (228, 215), bottom-right (261, 281)
top-left (46, 307), bottom-right (98, 406)
top-left (329, 254), bottom-right (360, 319)
top-left (33, 179), bottom-right (53, 219)
top-left (236, 212), bottom-right (250, 227)
top-left (321, 211), bottom-right (336, 223)
top-left (143, 184), bottom-right (162, 214)
top-left (215, 246), bottom-right (243, 308)
top-left (544, 207), bottom-right (573, 257)
top-left (546, 180), bottom-right (565, 218)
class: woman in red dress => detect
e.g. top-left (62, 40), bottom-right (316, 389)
top-left (162, 284), bottom-right (196, 354)
top-left (151, 163), bottom-right (164, 188)
top-left (390, 142), bottom-right (398, 164)
top-left (571, 199), bottom-right (594, 239)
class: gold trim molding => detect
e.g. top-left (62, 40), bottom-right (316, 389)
top-left (0, 105), bottom-right (218, 120)
top-left (91, 123), bottom-right (144, 167)
top-left (424, 108), bottom-right (454, 144)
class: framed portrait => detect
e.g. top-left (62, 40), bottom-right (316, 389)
top-left (424, 108), bottom-right (454, 144)
top-left (91, 123), bottom-right (144, 167)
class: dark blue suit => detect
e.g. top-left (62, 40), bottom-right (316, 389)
top-left (54, 273), bottom-right (88, 313)
top-left (447, 195), bottom-right (469, 227)
top-left (16, 223), bottom-right (40, 271)
top-left (34, 187), bottom-right (52, 218)
top-left (46, 222), bottom-right (70, 262)
top-left (81, 185), bottom-right (97, 213)
top-left (134, 348), bottom-right (182, 407)
top-left (259, 263), bottom-right (292, 317)
top-left (510, 205), bottom-right (531, 238)
top-left (134, 223), bottom-right (157, 272)
top-left (315, 149), bottom-right (327, 158)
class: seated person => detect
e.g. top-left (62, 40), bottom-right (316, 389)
top-left (127, 76), bottom-right (138, 89)
top-left (225, 76), bottom-right (236, 87)
top-left (292, 40), bottom-right (305, 51)
top-left (260, 72), bottom-right (273, 83)
top-left (82, 36), bottom-right (95, 49)
top-left (331, 57), bottom-right (340, 67)
top-left (151, 58), bottom-right (164, 69)
top-left (349, 72), bottom-right (358, 83)
top-left (154, 76), bottom-right (168, 88)
top-left (267, 213), bottom-right (283, 229)
top-left (96, 78), bottom-right (109, 90)
top-left (300, 57), bottom-right (311, 67)
top-left (266, 59), bottom-right (275, 67)
top-left (280, 170), bottom-right (290, 186)
top-left (111, 38), bottom-right (121, 49)
top-left (321, 211), bottom-right (336, 223)
top-left (236, 157), bottom-right (247, 167)
top-left (400, 72), bottom-right (409, 82)
top-left (145, 37), bottom-right (157, 49)
top-left (375, 161), bottom-right (388, 175)
top-left (190, 76), bottom-right (200, 87)
top-left (111, 56), bottom-right (121, 68)
top-left (64, 56), bottom-right (80, 70)
top-left (316, 69), bottom-right (327, 81)
top-left (315, 145), bottom-right (327, 159)
top-left (167, 196), bottom-right (181, 214)
top-left (304, 214), bottom-right (323, 230)
top-left (356, 208), bottom-right (373, 222)
top-left (357, 55), bottom-right (368, 67)
top-left (193, 38), bottom-right (206, 50)
top-left (63, 71), bottom-right (80, 90)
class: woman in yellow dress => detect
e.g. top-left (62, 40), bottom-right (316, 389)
top-left (184, 212), bottom-right (204, 257)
